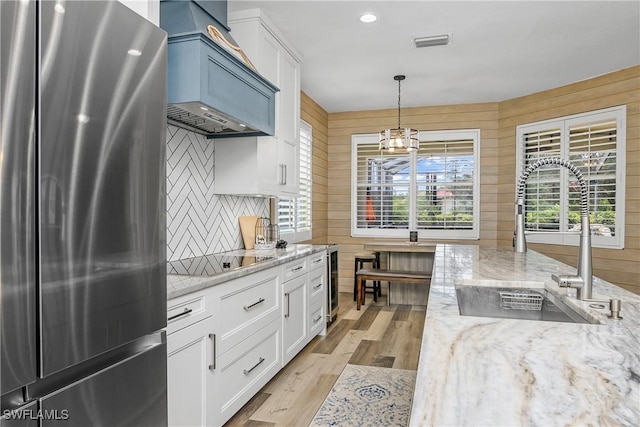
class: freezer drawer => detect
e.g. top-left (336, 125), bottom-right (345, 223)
top-left (39, 341), bottom-right (167, 427)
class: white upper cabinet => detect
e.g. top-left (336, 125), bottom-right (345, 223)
top-left (117, 0), bottom-right (160, 26)
top-left (214, 9), bottom-right (302, 197)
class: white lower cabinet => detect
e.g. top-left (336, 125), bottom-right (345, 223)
top-left (282, 273), bottom-right (308, 365)
top-left (208, 267), bottom-right (282, 426)
top-left (213, 319), bottom-right (281, 425)
top-left (167, 317), bottom-right (216, 426)
top-left (167, 250), bottom-right (329, 426)
top-left (167, 289), bottom-right (215, 427)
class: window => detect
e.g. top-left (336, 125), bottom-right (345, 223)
top-left (276, 120), bottom-right (312, 242)
top-left (516, 106), bottom-right (626, 249)
top-left (352, 129), bottom-right (480, 239)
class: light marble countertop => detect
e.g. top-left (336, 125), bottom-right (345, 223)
top-left (167, 244), bottom-right (329, 300)
top-left (410, 244), bottom-right (640, 427)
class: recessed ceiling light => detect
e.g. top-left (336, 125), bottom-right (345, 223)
top-left (127, 49), bottom-right (142, 57)
top-left (360, 13), bottom-right (377, 23)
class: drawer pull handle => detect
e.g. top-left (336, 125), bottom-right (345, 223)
top-left (244, 298), bottom-right (266, 310)
top-left (284, 292), bottom-right (290, 318)
top-left (313, 283), bottom-right (322, 290)
top-left (243, 357), bottom-right (265, 375)
top-left (291, 265), bottom-right (304, 272)
top-left (208, 334), bottom-right (216, 371)
top-left (168, 307), bottom-right (193, 321)
top-left (313, 315), bottom-right (322, 323)
top-left (313, 258), bottom-right (323, 264)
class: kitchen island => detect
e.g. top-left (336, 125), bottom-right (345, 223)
top-left (410, 244), bottom-right (640, 426)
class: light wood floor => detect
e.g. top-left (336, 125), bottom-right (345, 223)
top-left (224, 291), bottom-right (426, 427)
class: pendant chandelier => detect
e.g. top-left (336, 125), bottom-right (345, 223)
top-left (379, 75), bottom-right (419, 152)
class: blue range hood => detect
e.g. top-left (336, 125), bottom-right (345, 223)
top-left (160, 0), bottom-right (278, 138)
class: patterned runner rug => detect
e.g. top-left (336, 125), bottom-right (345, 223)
top-left (309, 364), bottom-right (417, 427)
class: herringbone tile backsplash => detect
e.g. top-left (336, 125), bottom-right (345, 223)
top-left (166, 125), bottom-right (269, 261)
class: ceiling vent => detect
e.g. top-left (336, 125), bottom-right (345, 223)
top-left (413, 34), bottom-right (451, 48)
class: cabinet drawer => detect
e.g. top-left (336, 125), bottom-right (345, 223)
top-left (214, 319), bottom-right (281, 425)
top-left (308, 252), bottom-right (326, 271)
top-left (309, 303), bottom-right (325, 338)
top-left (167, 292), bottom-right (211, 335)
top-left (281, 258), bottom-right (307, 282)
top-left (308, 267), bottom-right (325, 308)
top-left (215, 268), bottom-right (280, 355)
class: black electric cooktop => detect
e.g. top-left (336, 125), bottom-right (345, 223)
top-left (167, 253), bottom-right (276, 276)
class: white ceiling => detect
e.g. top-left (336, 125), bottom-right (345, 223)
top-left (227, 1), bottom-right (640, 113)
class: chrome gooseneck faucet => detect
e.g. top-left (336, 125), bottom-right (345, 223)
top-left (514, 158), bottom-right (593, 300)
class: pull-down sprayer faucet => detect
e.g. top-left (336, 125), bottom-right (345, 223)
top-left (514, 158), bottom-right (593, 300)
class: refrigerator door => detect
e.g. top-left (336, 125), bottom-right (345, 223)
top-left (40, 340), bottom-right (167, 427)
top-left (0, 0), bottom-right (37, 395)
top-left (38, 1), bottom-right (168, 376)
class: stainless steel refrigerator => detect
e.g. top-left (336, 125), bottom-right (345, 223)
top-left (1, 1), bottom-right (168, 425)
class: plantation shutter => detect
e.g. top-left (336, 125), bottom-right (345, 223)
top-left (567, 119), bottom-right (618, 236)
top-left (277, 121), bottom-right (312, 241)
top-left (521, 126), bottom-right (563, 231)
top-left (296, 122), bottom-right (312, 233)
top-left (416, 138), bottom-right (475, 230)
top-left (354, 138), bottom-right (411, 231)
top-left (517, 106), bottom-right (625, 248)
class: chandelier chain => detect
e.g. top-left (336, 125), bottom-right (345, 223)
top-left (397, 78), bottom-right (402, 129)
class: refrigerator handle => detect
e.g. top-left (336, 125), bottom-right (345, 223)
top-left (208, 334), bottom-right (216, 371)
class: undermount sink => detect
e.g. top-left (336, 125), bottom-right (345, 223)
top-left (455, 286), bottom-right (598, 324)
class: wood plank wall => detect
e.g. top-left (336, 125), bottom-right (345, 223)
top-left (497, 65), bottom-right (640, 295)
top-left (326, 103), bottom-right (500, 293)
top-left (300, 91), bottom-right (329, 244)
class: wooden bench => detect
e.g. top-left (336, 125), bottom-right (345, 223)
top-left (355, 268), bottom-right (431, 310)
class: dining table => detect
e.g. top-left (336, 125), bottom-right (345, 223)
top-left (363, 241), bottom-right (436, 305)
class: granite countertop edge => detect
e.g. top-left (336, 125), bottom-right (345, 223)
top-left (409, 244), bottom-right (640, 427)
top-left (167, 244), bottom-right (329, 300)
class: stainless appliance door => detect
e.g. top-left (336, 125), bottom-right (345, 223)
top-left (40, 339), bottom-right (167, 427)
top-left (38, 1), bottom-right (168, 376)
top-left (0, 0), bottom-right (37, 396)
top-left (0, 401), bottom-right (38, 427)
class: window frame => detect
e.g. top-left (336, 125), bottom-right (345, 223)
top-left (276, 119), bottom-right (312, 243)
top-left (351, 129), bottom-right (481, 239)
top-left (515, 105), bottom-right (626, 249)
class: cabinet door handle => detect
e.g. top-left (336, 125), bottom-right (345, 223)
top-left (291, 265), bottom-right (304, 272)
top-left (313, 283), bottom-right (322, 290)
top-left (208, 334), bottom-right (216, 371)
top-left (243, 298), bottom-right (265, 310)
top-left (313, 315), bottom-right (322, 323)
top-left (279, 164), bottom-right (286, 185)
top-left (283, 164), bottom-right (287, 185)
top-left (243, 357), bottom-right (265, 375)
top-left (168, 307), bottom-right (192, 321)
top-left (284, 292), bottom-right (290, 318)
